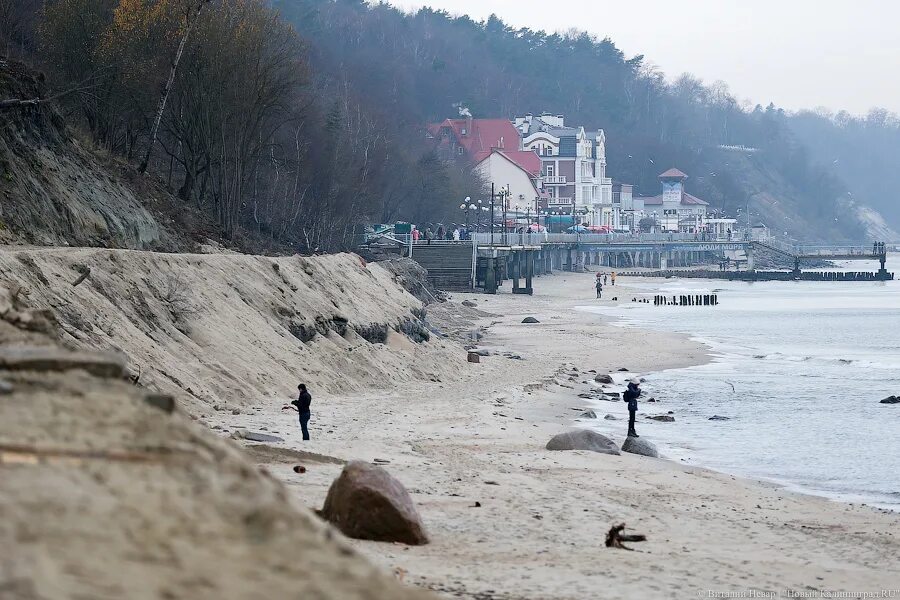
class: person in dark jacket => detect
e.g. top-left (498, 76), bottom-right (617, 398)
top-left (595, 279), bottom-right (603, 299)
top-left (287, 383), bottom-right (313, 440)
top-left (623, 378), bottom-right (641, 437)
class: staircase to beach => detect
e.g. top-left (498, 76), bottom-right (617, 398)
top-left (408, 243), bottom-right (474, 291)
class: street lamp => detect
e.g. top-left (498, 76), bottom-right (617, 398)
top-left (460, 196), bottom-right (476, 234)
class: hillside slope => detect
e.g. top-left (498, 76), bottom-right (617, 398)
top-left (0, 59), bottom-right (195, 250)
top-left (0, 249), bottom-right (465, 413)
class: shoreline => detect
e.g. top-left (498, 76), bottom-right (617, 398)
top-left (227, 270), bottom-right (900, 599)
top-left (583, 274), bottom-right (900, 512)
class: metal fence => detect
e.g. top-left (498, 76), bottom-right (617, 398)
top-left (470, 232), bottom-right (743, 246)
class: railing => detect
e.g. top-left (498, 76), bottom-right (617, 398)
top-left (548, 197), bottom-right (573, 204)
top-left (470, 232), bottom-right (741, 246)
top-left (543, 176), bottom-right (567, 184)
top-left (795, 245), bottom-right (878, 257)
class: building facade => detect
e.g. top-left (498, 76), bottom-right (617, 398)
top-left (637, 168), bottom-right (709, 233)
top-left (513, 113), bottom-right (612, 226)
top-left (473, 149), bottom-right (542, 213)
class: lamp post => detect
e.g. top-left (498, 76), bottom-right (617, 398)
top-left (489, 183), bottom-right (495, 246)
top-left (459, 196), bottom-right (474, 234)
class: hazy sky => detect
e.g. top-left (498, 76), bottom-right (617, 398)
top-left (387, 0), bottom-right (900, 115)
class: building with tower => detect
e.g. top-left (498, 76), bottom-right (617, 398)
top-left (637, 168), bottom-right (709, 233)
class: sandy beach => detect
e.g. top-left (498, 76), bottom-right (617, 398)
top-left (224, 271), bottom-right (900, 599)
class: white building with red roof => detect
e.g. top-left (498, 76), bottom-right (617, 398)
top-left (473, 149), bottom-right (543, 214)
top-left (637, 168), bottom-right (709, 233)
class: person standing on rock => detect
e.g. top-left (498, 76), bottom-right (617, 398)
top-left (286, 384), bottom-right (313, 440)
top-left (623, 378), bottom-right (641, 437)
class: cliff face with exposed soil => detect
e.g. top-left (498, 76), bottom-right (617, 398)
top-left (0, 58), bottom-right (196, 250)
top-left (0, 282), bottom-right (433, 600)
top-left (0, 249), bottom-right (463, 414)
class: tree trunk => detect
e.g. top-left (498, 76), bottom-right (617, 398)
top-left (138, 0), bottom-right (208, 174)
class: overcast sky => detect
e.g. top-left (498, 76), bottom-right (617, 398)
top-left (386, 0), bottom-right (900, 116)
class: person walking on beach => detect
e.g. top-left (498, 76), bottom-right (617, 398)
top-left (603, 274), bottom-right (608, 286)
top-left (623, 378), bottom-right (641, 437)
top-left (284, 384), bottom-right (313, 440)
top-left (610, 271), bottom-right (617, 286)
top-left (595, 278), bottom-right (603, 299)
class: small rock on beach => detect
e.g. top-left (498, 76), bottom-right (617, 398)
top-left (546, 429), bottom-right (620, 455)
top-left (622, 437), bottom-right (659, 458)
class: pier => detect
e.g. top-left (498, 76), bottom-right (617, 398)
top-left (369, 232), bottom-right (895, 293)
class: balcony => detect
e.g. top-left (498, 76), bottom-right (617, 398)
top-left (543, 176), bottom-right (567, 184)
top-left (547, 197), bottom-right (573, 205)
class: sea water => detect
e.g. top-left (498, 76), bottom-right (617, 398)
top-left (579, 254), bottom-right (900, 509)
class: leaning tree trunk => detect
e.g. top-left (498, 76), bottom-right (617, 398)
top-left (138, 0), bottom-right (209, 174)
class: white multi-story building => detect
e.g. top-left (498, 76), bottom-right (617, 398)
top-left (513, 113), bottom-right (613, 226)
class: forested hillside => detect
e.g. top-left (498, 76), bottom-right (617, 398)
top-left (1, 0), bottom-right (893, 246)
top-left (275, 0), bottom-right (888, 242)
top-left (1, 0), bottom-right (479, 252)
top-left (789, 109), bottom-right (900, 236)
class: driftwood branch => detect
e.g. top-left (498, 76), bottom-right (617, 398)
top-left (605, 523), bottom-right (647, 550)
top-left (71, 266), bottom-right (91, 287)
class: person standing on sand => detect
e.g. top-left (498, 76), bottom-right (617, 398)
top-left (603, 274), bottom-right (608, 285)
top-left (610, 271), bottom-right (617, 286)
top-left (595, 278), bottom-right (603, 299)
top-left (623, 378), bottom-right (641, 437)
top-left (283, 384), bottom-right (312, 440)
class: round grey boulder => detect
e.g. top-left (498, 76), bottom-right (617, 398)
top-left (521, 316), bottom-right (540, 324)
top-left (622, 436), bottom-right (659, 458)
top-left (546, 429), bottom-right (620, 455)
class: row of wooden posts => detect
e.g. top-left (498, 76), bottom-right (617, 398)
top-left (654, 294), bottom-right (719, 306)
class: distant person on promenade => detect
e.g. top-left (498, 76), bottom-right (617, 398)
top-left (412, 227), bottom-right (420, 243)
top-left (283, 384), bottom-right (313, 440)
top-left (452, 227), bottom-right (460, 241)
top-left (436, 224), bottom-right (445, 240)
top-left (610, 271), bottom-right (617, 285)
top-left (624, 378), bottom-right (641, 437)
top-left (425, 228), bottom-right (433, 244)
top-left (595, 278), bottom-right (603, 299)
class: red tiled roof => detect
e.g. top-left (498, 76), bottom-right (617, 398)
top-left (658, 168), bottom-right (688, 179)
top-left (427, 118), bottom-right (522, 156)
top-left (682, 193), bottom-right (709, 206)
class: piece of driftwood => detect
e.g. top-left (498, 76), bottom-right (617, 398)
top-left (71, 266), bottom-right (91, 287)
top-left (605, 523), bottom-right (647, 550)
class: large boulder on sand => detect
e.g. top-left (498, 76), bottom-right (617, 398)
top-left (545, 429), bottom-right (620, 455)
top-left (594, 374), bottom-right (614, 384)
top-left (320, 461), bottom-right (428, 545)
top-left (622, 436), bottom-right (659, 458)
top-left (880, 396), bottom-right (899, 404)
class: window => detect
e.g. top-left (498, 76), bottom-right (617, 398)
top-left (460, 127), bottom-right (467, 136)
top-left (545, 164), bottom-right (554, 177)
top-left (458, 147), bottom-right (464, 155)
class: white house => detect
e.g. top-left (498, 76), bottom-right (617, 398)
top-left (474, 149), bottom-right (543, 215)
